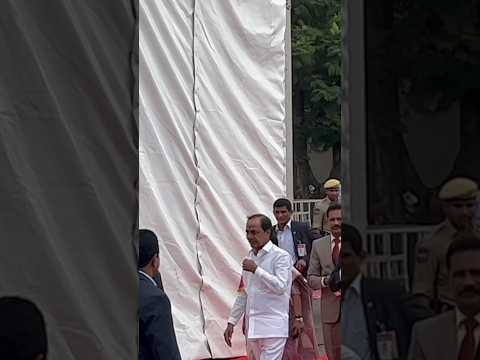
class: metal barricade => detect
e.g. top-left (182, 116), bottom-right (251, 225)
top-left (292, 199), bottom-right (318, 226)
top-left (365, 226), bottom-right (433, 291)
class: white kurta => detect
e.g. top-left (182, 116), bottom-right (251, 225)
top-left (228, 241), bottom-right (292, 339)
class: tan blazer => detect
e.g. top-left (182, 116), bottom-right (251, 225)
top-left (307, 235), bottom-right (340, 323)
top-left (408, 310), bottom-right (468, 360)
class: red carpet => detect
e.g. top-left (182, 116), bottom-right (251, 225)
top-left (223, 357), bottom-right (327, 360)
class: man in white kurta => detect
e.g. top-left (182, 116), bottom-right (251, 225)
top-left (224, 214), bottom-right (293, 360)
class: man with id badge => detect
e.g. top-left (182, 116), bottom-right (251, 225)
top-left (340, 224), bottom-right (412, 360)
top-left (272, 198), bottom-right (319, 359)
top-left (272, 198), bottom-right (314, 276)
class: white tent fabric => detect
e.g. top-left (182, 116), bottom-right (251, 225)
top-left (140, 1), bottom-right (287, 358)
top-left (139, 0), bottom-right (210, 358)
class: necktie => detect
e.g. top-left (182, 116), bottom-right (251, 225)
top-left (458, 317), bottom-right (478, 360)
top-left (332, 237), bottom-right (340, 265)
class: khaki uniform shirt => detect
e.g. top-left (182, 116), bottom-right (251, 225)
top-left (312, 197), bottom-right (332, 232)
top-left (412, 221), bottom-right (458, 306)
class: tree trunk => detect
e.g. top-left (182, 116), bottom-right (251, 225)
top-left (329, 142), bottom-right (341, 179)
top-left (293, 81), bottom-right (321, 199)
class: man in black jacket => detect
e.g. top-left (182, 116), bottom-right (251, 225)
top-left (340, 224), bottom-right (414, 360)
top-left (138, 229), bottom-right (181, 360)
top-left (272, 198), bottom-right (313, 276)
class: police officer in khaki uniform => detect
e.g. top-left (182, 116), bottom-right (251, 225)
top-left (312, 179), bottom-right (341, 232)
top-left (412, 177), bottom-right (479, 314)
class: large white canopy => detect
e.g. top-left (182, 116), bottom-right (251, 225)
top-left (139, 1), bottom-right (288, 358)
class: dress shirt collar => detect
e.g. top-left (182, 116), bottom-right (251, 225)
top-left (250, 240), bottom-right (274, 256)
top-left (331, 235), bottom-right (341, 243)
top-left (277, 219), bottom-right (292, 232)
top-left (455, 308), bottom-right (480, 329)
top-left (139, 270), bottom-right (157, 287)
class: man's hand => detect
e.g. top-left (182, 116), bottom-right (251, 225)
top-left (292, 318), bottom-right (304, 338)
top-left (295, 259), bottom-right (307, 273)
top-left (242, 259), bottom-right (257, 273)
top-left (224, 323), bottom-right (234, 347)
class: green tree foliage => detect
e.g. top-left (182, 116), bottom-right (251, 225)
top-left (365, 0), bottom-right (480, 224)
top-left (391, 0), bottom-right (480, 114)
top-left (292, 0), bottom-right (342, 197)
top-left (292, 0), bottom-right (342, 151)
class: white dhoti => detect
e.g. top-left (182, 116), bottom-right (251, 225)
top-left (246, 337), bottom-right (287, 360)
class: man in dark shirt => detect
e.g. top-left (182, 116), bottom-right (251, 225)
top-left (138, 229), bottom-right (181, 360)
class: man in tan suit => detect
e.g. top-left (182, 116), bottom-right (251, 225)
top-left (408, 233), bottom-right (480, 360)
top-left (312, 179), bottom-right (341, 232)
top-left (308, 203), bottom-right (342, 360)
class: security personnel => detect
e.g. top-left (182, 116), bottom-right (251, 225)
top-left (412, 177), bottom-right (479, 314)
top-left (312, 178), bottom-right (341, 232)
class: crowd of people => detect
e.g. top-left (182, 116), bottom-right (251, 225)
top-left (1, 176), bottom-right (479, 360)
top-left (218, 176), bottom-right (480, 360)
top-left (137, 176), bottom-right (480, 360)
